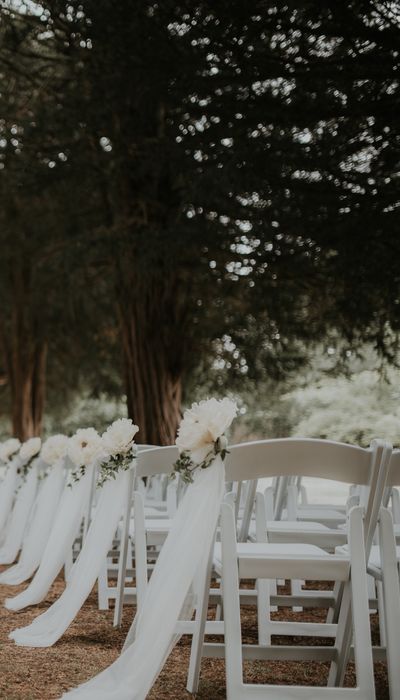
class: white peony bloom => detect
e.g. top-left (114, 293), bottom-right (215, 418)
top-left (0, 438), bottom-right (21, 462)
top-left (20, 437), bottom-right (42, 463)
top-left (41, 434), bottom-right (69, 466)
top-left (67, 427), bottom-right (103, 468)
top-left (176, 397), bottom-right (238, 464)
top-left (102, 418), bottom-right (139, 457)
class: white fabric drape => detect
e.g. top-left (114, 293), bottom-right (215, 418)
top-left (62, 455), bottom-right (225, 700)
top-left (0, 459), bottom-right (66, 585)
top-left (0, 458), bottom-right (20, 542)
top-left (0, 464), bottom-right (38, 565)
top-left (9, 468), bottom-right (131, 647)
top-left (5, 462), bottom-right (95, 612)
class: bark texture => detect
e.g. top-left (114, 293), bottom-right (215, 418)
top-left (0, 261), bottom-right (47, 440)
top-left (117, 263), bottom-right (186, 446)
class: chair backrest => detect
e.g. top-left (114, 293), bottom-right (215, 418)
top-left (225, 437), bottom-right (392, 554)
top-left (134, 439), bottom-right (379, 484)
top-left (225, 438), bottom-right (380, 484)
top-left (136, 445), bottom-right (179, 479)
top-left (386, 449), bottom-right (400, 487)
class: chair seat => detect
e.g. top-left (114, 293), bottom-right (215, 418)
top-left (367, 544), bottom-right (400, 569)
top-left (248, 521), bottom-right (332, 542)
top-left (144, 506), bottom-right (170, 518)
top-left (293, 507), bottom-right (345, 522)
top-left (129, 519), bottom-right (172, 537)
top-left (215, 541), bottom-right (330, 560)
top-left (249, 520), bottom-right (347, 551)
top-left (215, 540), bottom-right (349, 581)
top-left (266, 520), bottom-right (331, 531)
top-left (335, 543), bottom-right (397, 572)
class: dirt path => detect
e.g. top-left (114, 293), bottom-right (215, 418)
top-left (0, 569), bottom-right (389, 699)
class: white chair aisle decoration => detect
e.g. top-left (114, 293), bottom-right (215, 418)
top-left (0, 438), bottom-right (22, 541)
top-left (188, 438), bottom-right (391, 699)
top-left (60, 396), bottom-right (237, 700)
top-left (8, 419), bottom-right (139, 647)
top-left (366, 449), bottom-right (400, 699)
top-left (0, 437), bottom-right (41, 565)
top-left (4, 427), bottom-right (103, 612)
top-left (97, 444), bottom-right (175, 615)
top-left (0, 434), bottom-right (69, 585)
top-left (111, 443), bottom-right (179, 626)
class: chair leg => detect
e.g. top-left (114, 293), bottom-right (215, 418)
top-left (376, 579), bottom-right (386, 646)
top-left (379, 508), bottom-right (400, 700)
top-left (326, 580), bottom-right (342, 624)
top-left (133, 493), bottom-right (148, 612)
top-left (347, 507), bottom-right (375, 698)
top-left (326, 581), bottom-right (343, 624)
top-left (329, 507), bottom-right (375, 698)
top-left (256, 578), bottom-right (272, 645)
top-left (367, 573), bottom-right (377, 613)
top-left (97, 559), bottom-right (110, 610)
top-left (186, 544), bottom-right (214, 693)
top-left (221, 502), bottom-right (245, 700)
top-left (291, 578), bottom-right (304, 612)
top-left (113, 467), bottom-right (135, 628)
top-left (269, 577), bottom-right (278, 612)
top-left (327, 581), bottom-right (353, 687)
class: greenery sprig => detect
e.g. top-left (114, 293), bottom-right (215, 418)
top-left (172, 436), bottom-right (229, 484)
top-left (69, 464), bottom-right (87, 486)
top-left (17, 455), bottom-right (38, 482)
top-left (97, 447), bottom-right (136, 487)
top-left (68, 447), bottom-right (136, 488)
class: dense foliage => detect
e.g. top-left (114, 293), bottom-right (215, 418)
top-left (0, 1), bottom-right (399, 441)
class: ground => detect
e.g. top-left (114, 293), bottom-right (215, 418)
top-left (0, 570), bottom-right (389, 699)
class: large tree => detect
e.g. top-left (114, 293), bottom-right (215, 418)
top-left (0, 8), bottom-right (117, 438)
top-left (0, 1), bottom-right (399, 442)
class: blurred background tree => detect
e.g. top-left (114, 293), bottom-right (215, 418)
top-left (0, 1), bottom-right (399, 443)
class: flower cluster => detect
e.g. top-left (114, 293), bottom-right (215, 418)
top-left (0, 438), bottom-right (21, 463)
top-left (98, 418), bottom-right (138, 486)
top-left (67, 428), bottom-right (103, 485)
top-left (41, 434), bottom-right (69, 467)
top-left (19, 437), bottom-right (42, 479)
top-left (173, 397), bottom-right (237, 483)
top-left (67, 419), bottom-right (139, 487)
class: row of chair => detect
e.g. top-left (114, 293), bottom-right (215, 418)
top-left (99, 438), bottom-right (400, 699)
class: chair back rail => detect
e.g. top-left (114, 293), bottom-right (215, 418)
top-left (226, 438), bottom-right (381, 485)
top-left (136, 445), bottom-right (179, 479)
top-left (387, 449), bottom-right (400, 487)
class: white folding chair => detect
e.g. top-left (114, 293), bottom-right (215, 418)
top-left (97, 444), bottom-right (159, 613)
top-left (112, 445), bottom-right (179, 626)
top-left (187, 437), bottom-right (392, 698)
top-left (366, 449), bottom-right (400, 699)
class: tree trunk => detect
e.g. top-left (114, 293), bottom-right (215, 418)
top-left (0, 259), bottom-right (48, 441)
top-left (118, 297), bottom-right (183, 446)
top-left (10, 341), bottom-right (47, 440)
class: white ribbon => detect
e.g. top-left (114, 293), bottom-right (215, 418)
top-left (62, 455), bottom-right (225, 700)
top-left (9, 468), bottom-right (131, 646)
top-left (0, 465), bottom-right (38, 565)
top-left (5, 462), bottom-right (95, 612)
top-left (0, 459), bottom-right (65, 585)
top-left (0, 458), bottom-right (20, 542)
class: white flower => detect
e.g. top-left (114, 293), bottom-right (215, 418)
top-left (20, 437), bottom-right (42, 463)
top-left (0, 438), bottom-right (21, 462)
top-left (102, 418), bottom-right (139, 457)
top-left (176, 397), bottom-right (238, 464)
top-left (41, 434), bottom-right (69, 466)
top-left (67, 428), bottom-right (103, 468)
